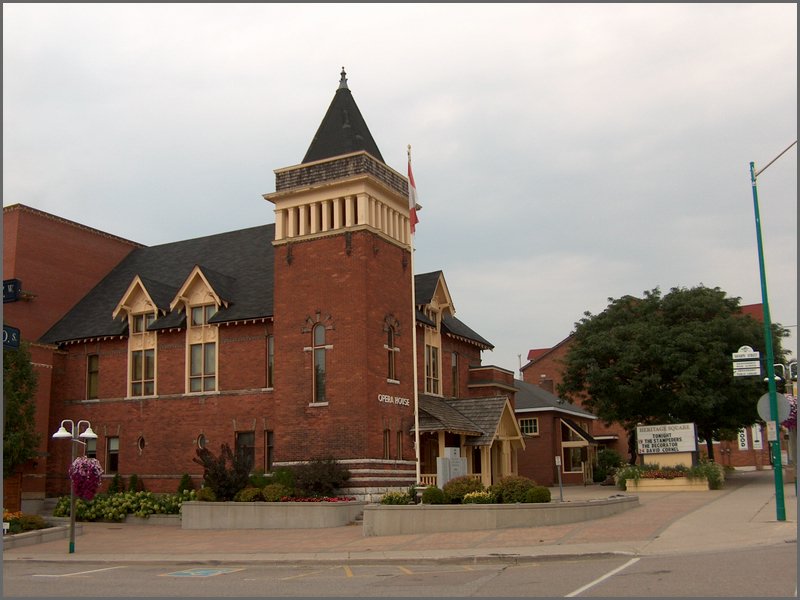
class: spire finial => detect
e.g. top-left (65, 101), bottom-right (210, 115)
top-left (338, 67), bottom-right (348, 90)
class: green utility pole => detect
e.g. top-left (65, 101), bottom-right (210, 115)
top-left (748, 140), bottom-right (796, 521)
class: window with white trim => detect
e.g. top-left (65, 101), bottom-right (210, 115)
top-left (519, 417), bottom-right (539, 436)
top-left (189, 342), bottom-right (216, 392)
top-left (386, 326), bottom-right (399, 381)
top-left (312, 324), bottom-right (327, 403)
top-left (425, 344), bottom-right (440, 394)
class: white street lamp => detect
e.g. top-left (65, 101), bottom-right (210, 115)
top-left (52, 419), bottom-right (97, 553)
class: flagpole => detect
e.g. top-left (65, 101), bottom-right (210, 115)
top-left (408, 144), bottom-right (421, 485)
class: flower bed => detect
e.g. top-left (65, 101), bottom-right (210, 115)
top-left (181, 499), bottom-right (367, 529)
top-left (615, 461), bottom-right (724, 492)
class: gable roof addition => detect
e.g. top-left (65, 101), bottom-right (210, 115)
top-left (514, 378), bottom-right (596, 419)
top-left (302, 68), bottom-right (385, 164)
top-left (416, 394), bottom-right (523, 449)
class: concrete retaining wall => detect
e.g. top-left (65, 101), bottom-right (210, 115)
top-left (2, 523), bottom-right (83, 550)
top-left (181, 501), bottom-right (367, 530)
top-left (362, 496), bottom-right (639, 536)
top-left (123, 514), bottom-right (181, 526)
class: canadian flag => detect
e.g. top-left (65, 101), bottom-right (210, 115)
top-left (408, 157), bottom-right (421, 234)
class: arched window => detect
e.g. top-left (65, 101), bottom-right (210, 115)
top-left (386, 327), bottom-right (398, 381)
top-left (313, 324), bottom-right (326, 403)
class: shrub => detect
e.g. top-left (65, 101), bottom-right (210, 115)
top-left (262, 483), bottom-right (293, 501)
top-left (177, 473), bottom-right (196, 494)
top-left (442, 476), bottom-right (484, 504)
top-left (380, 491), bottom-right (412, 505)
top-left (234, 487), bottom-right (265, 502)
top-left (267, 467), bottom-right (295, 490)
top-left (195, 487), bottom-right (217, 502)
top-left (291, 457), bottom-right (350, 498)
top-left (107, 473), bottom-right (125, 494)
top-left (420, 485), bottom-right (445, 504)
top-left (407, 483), bottom-right (419, 504)
top-left (127, 474), bottom-right (144, 492)
top-left (51, 489), bottom-right (196, 521)
top-left (524, 486), bottom-right (551, 503)
top-left (6, 513), bottom-right (49, 534)
top-left (248, 470), bottom-right (270, 488)
top-left (462, 491), bottom-right (494, 504)
top-left (490, 475), bottom-right (537, 503)
top-left (689, 460), bottom-right (725, 490)
top-left (192, 443), bottom-right (251, 501)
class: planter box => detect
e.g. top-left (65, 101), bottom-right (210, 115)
top-left (181, 501), bottom-right (367, 530)
top-left (362, 496), bottom-right (639, 537)
top-left (2, 524), bottom-right (83, 550)
top-left (625, 478), bottom-right (710, 492)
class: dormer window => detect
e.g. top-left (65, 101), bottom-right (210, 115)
top-left (191, 304), bottom-right (217, 327)
top-left (132, 313), bottom-right (156, 334)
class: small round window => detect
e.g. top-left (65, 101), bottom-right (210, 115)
top-left (137, 436), bottom-right (146, 451)
top-left (197, 434), bottom-right (207, 449)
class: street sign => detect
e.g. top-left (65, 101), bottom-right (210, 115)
top-left (766, 421), bottom-right (778, 442)
top-left (733, 367), bottom-right (761, 377)
top-left (733, 361), bottom-right (761, 370)
top-left (3, 324), bottom-right (20, 349)
top-left (732, 345), bottom-right (760, 360)
top-left (3, 279), bottom-right (22, 303)
top-left (756, 392), bottom-right (791, 422)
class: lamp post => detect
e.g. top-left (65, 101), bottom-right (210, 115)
top-left (749, 139), bottom-right (796, 522)
top-left (52, 419), bottom-right (97, 553)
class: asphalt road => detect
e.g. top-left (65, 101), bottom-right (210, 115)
top-left (3, 543), bottom-right (796, 597)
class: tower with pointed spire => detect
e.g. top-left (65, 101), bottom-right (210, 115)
top-left (264, 69), bottom-right (417, 495)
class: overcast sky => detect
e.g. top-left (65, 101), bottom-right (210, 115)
top-left (4, 4), bottom-right (797, 376)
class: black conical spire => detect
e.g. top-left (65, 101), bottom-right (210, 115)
top-left (302, 68), bottom-right (385, 164)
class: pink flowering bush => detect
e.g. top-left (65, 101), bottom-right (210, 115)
top-left (782, 394), bottom-right (796, 431)
top-left (69, 456), bottom-right (104, 500)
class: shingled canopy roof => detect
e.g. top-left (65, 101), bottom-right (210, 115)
top-left (415, 394), bottom-right (516, 448)
top-left (302, 68), bottom-right (385, 164)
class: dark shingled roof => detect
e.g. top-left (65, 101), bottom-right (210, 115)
top-left (514, 379), bottom-right (596, 419)
top-left (40, 224), bottom-right (275, 345)
top-left (413, 270), bottom-right (492, 349)
top-left (442, 313), bottom-right (493, 349)
top-left (452, 397), bottom-right (509, 447)
top-left (302, 68), bottom-right (385, 164)
top-left (414, 270), bottom-right (442, 305)
top-left (415, 395), bottom-right (511, 447)
top-left (417, 394), bottom-right (484, 436)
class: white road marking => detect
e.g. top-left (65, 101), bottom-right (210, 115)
top-left (33, 566), bottom-right (127, 578)
top-left (565, 557), bottom-right (640, 597)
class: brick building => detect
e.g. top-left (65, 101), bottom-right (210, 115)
top-left (521, 302), bottom-right (782, 472)
top-left (3, 205), bottom-right (141, 511)
top-left (9, 70), bottom-right (525, 503)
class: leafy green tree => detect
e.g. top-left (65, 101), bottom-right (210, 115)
top-left (557, 286), bottom-right (787, 462)
top-left (3, 342), bottom-right (41, 475)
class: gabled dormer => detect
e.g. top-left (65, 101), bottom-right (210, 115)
top-left (169, 265), bottom-right (234, 394)
top-left (169, 264), bottom-right (233, 319)
top-left (112, 275), bottom-right (163, 332)
top-left (112, 275), bottom-right (166, 398)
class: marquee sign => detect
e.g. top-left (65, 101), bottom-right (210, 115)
top-left (636, 423), bottom-right (697, 454)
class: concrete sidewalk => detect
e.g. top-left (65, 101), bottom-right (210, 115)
top-left (2, 469), bottom-right (796, 565)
